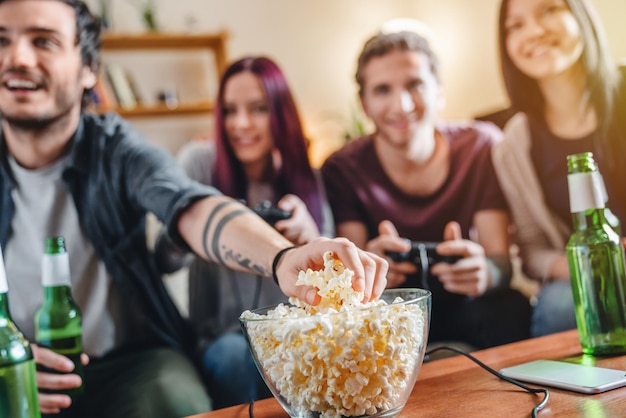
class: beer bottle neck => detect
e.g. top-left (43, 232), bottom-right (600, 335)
top-left (0, 247), bottom-right (14, 329)
top-left (571, 207), bottom-right (609, 231)
top-left (568, 171), bottom-right (605, 209)
top-left (568, 171), bottom-right (605, 227)
top-left (0, 292), bottom-right (9, 324)
top-left (42, 253), bottom-right (71, 287)
top-left (0, 245), bottom-right (8, 322)
top-left (42, 285), bottom-right (73, 304)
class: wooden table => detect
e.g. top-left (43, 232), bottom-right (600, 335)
top-left (187, 329), bottom-right (626, 417)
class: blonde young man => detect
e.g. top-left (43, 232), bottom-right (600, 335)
top-left (322, 30), bottom-right (530, 350)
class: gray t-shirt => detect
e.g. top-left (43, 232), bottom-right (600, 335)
top-left (177, 140), bottom-right (286, 341)
top-left (177, 140), bottom-right (334, 236)
top-left (176, 140), bottom-right (333, 344)
top-left (6, 155), bottom-right (118, 357)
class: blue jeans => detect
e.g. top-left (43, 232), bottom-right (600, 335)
top-left (531, 280), bottom-right (577, 337)
top-left (201, 332), bottom-right (271, 409)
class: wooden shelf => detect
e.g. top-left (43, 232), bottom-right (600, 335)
top-left (98, 100), bottom-right (215, 118)
top-left (101, 31), bottom-right (229, 76)
top-left (95, 31), bottom-right (228, 119)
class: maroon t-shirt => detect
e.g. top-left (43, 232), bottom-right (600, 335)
top-left (321, 121), bottom-right (508, 243)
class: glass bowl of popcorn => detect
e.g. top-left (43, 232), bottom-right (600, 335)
top-left (240, 252), bottom-right (431, 418)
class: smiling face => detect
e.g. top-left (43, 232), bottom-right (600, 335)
top-left (0, 0), bottom-right (95, 127)
top-left (222, 71), bottom-right (274, 168)
top-left (359, 49), bottom-right (443, 150)
top-left (504, 0), bottom-right (583, 82)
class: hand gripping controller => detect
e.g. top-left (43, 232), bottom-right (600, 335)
top-left (385, 241), bottom-right (462, 266)
top-left (253, 200), bottom-right (292, 226)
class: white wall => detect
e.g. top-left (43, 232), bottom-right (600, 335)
top-left (87, 0), bottom-right (626, 164)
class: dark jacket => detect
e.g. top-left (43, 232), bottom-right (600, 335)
top-left (0, 112), bottom-right (219, 357)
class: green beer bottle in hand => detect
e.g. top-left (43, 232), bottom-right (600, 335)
top-left (34, 236), bottom-right (84, 399)
top-left (0, 246), bottom-right (41, 418)
top-left (566, 152), bottom-right (626, 355)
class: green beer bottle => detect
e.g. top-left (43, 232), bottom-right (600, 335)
top-left (34, 236), bottom-right (84, 399)
top-left (566, 152), bottom-right (626, 355)
top-left (0, 245), bottom-right (41, 418)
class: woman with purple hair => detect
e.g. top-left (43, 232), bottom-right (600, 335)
top-left (156, 56), bottom-right (333, 409)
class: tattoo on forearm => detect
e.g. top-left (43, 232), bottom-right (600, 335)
top-left (223, 247), bottom-right (268, 276)
top-left (202, 200), bottom-right (236, 260)
top-left (210, 208), bottom-right (248, 265)
top-left (202, 201), bottom-right (269, 275)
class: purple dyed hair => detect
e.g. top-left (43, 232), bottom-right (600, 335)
top-left (212, 56), bottom-right (324, 230)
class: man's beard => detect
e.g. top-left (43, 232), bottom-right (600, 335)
top-left (1, 114), bottom-right (56, 131)
top-left (0, 100), bottom-right (76, 134)
top-left (376, 124), bottom-right (437, 164)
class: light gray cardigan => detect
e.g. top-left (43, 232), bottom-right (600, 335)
top-left (492, 113), bottom-right (571, 282)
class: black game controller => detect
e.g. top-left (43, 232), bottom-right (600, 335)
top-left (252, 200), bottom-right (292, 226)
top-left (385, 241), bottom-right (462, 271)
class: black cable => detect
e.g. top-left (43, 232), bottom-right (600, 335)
top-left (229, 271), bottom-right (263, 316)
top-left (235, 274), bottom-right (262, 418)
top-left (228, 269), bottom-right (244, 315)
top-left (425, 346), bottom-right (550, 418)
top-left (418, 243), bottom-right (431, 290)
top-left (252, 275), bottom-right (262, 310)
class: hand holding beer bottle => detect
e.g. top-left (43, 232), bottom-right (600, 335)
top-left (0, 245), bottom-right (41, 418)
top-left (34, 237), bottom-right (85, 404)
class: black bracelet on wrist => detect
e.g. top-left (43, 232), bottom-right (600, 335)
top-left (272, 246), bottom-right (297, 285)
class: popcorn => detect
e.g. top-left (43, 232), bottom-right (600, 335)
top-left (290, 251), bottom-right (364, 312)
top-left (241, 252), bottom-right (426, 418)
